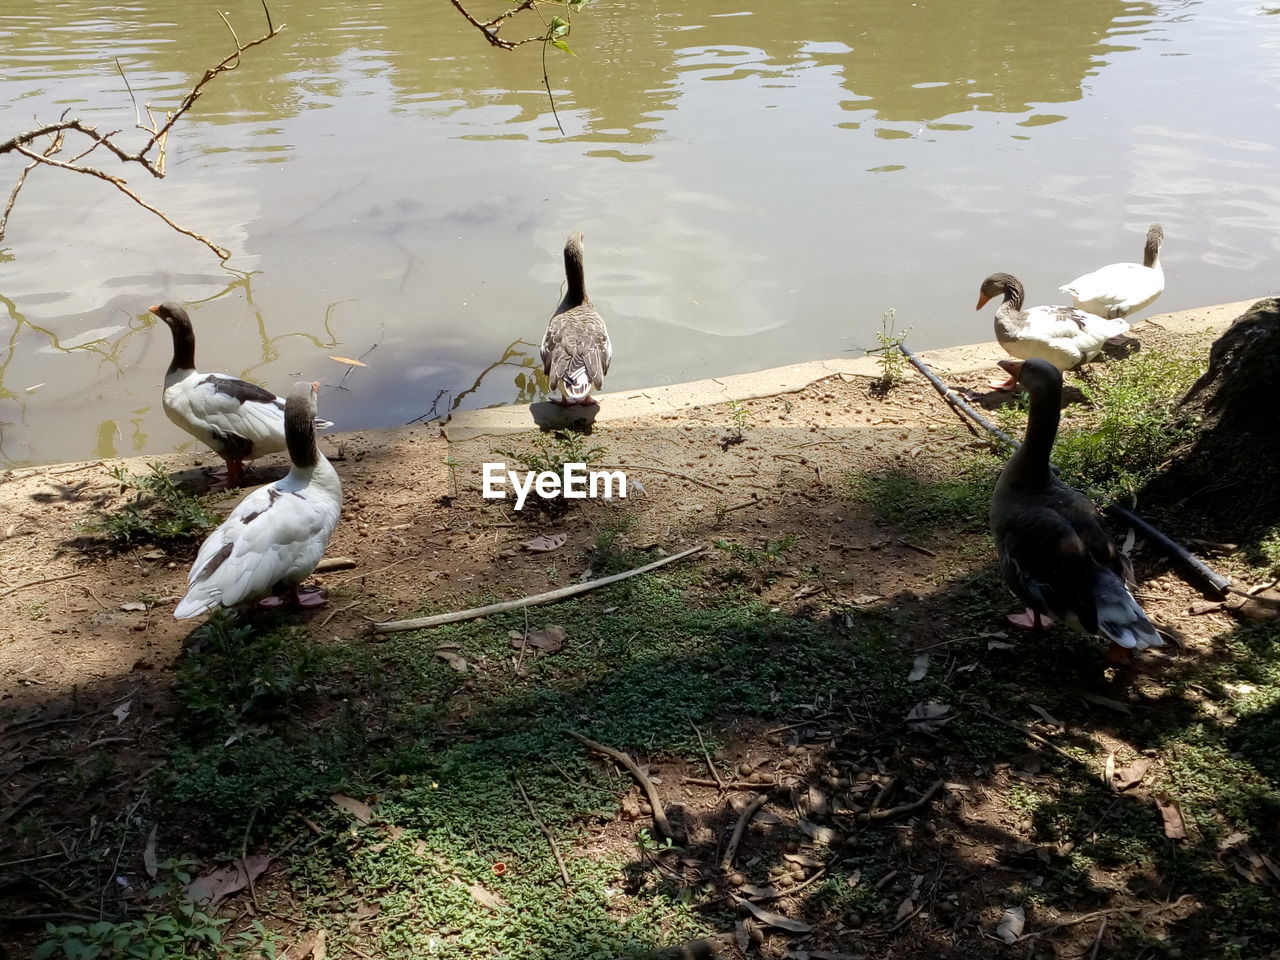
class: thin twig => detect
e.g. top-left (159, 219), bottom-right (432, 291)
top-left (568, 732), bottom-right (674, 840)
top-left (682, 777), bottom-right (774, 790)
top-left (241, 808), bottom-right (260, 914)
top-left (516, 778), bottom-right (571, 892)
top-left (540, 32), bottom-right (565, 136)
top-left (897, 538), bottom-right (937, 558)
top-left (1012, 895), bottom-right (1191, 944)
top-left (856, 779), bottom-right (944, 823)
top-left (974, 708), bottom-right (1088, 767)
top-left (719, 793), bottom-right (768, 871)
top-left (372, 545), bottom-right (704, 634)
top-left (763, 713), bottom-right (834, 736)
top-left (0, 571), bottom-right (84, 601)
top-left (689, 720), bottom-right (724, 790)
top-left (100, 792), bottom-right (147, 920)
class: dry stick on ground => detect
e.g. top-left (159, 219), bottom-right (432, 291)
top-left (974, 708), bottom-right (1088, 768)
top-left (682, 777), bottom-right (775, 791)
top-left (856, 779), bottom-right (944, 823)
top-left (371, 545), bottom-right (704, 634)
top-left (719, 793), bottom-right (768, 871)
top-left (689, 720), bottom-right (725, 791)
top-left (0, 3), bottom-right (282, 258)
top-left (0, 571), bottom-right (85, 601)
top-left (515, 778), bottom-right (572, 893)
top-left (1012, 895), bottom-right (1191, 944)
top-left (568, 732), bottom-right (676, 840)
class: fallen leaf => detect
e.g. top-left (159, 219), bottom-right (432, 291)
top-left (112, 700), bottom-right (132, 725)
top-left (797, 820), bottom-right (840, 844)
top-left (1028, 704), bottom-right (1062, 728)
top-left (895, 896), bottom-right (915, 921)
top-left (287, 929), bottom-right (328, 960)
top-left (1155, 793), bottom-right (1186, 839)
top-left (753, 809), bottom-right (785, 826)
top-left (434, 649), bottom-right (469, 672)
top-left (905, 701), bottom-right (953, 734)
top-left (734, 895), bottom-right (813, 933)
top-left (329, 356), bottom-right (367, 367)
top-left (1104, 751), bottom-right (1116, 790)
top-left (509, 624), bottom-right (566, 653)
top-left (468, 882), bottom-right (508, 910)
top-left (1111, 757), bottom-right (1153, 792)
top-left (1121, 527), bottom-right (1136, 556)
top-left (851, 594), bottom-right (884, 606)
top-left (313, 929), bottom-right (327, 960)
top-left (330, 793), bottom-right (374, 822)
top-left (119, 600), bottom-right (147, 612)
top-left (996, 905), bottom-right (1025, 944)
top-left (521, 533), bottom-right (567, 553)
top-left (184, 855), bottom-right (270, 905)
top-left (740, 883), bottom-right (780, 899)
top-left (143, 826), bottom-right (158, 880)
top-left (1080, 692), bottom-right (1132, 714)
top-left (783, 852), bottom-right (824, 868)
top-left (987, 639), bottom-right (1016, 651)
top-left (906, 653), bottom-right (929, 683)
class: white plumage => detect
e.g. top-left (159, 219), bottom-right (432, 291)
top-left (1060, 223), bottom-right (1165, 321)
top-left (174, 381), bottom-right (342, 619)
top-left (976, 273), bottom-right (1128, 389)
top-left (150, 302), bottom-right (331, 486)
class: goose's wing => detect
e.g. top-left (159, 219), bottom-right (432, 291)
top-left (178, 374), bottom-right (288, 456)
top-left (994, 499), bottom-right (1099, 632)
top-left (174, 482), bottom-right (340, 618)
top-left (1061, 263), bottom-right (1162, 318)
top-left (1012, 307), bottom-right (1128, 365)
top-left (544, 305), bottom-right (611, 389)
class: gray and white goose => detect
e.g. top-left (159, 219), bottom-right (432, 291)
top-left (150, 302), bottom-right (331, 486)
top-left (989, 358), bottom-right (1162, 662)
top-left (174, 381), bottom-right (342, 619)
top-left (975, 273), bottom-right (1129, 390)
top-left (540, 232), bottom-right (611, 405)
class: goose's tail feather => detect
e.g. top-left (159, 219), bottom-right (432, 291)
top-left (561, 364), bottom-right (593, 403)
top-left (1095, 568), bottom-right (1162, 650)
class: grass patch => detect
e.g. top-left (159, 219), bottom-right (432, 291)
top-left (81, 462), bottom-right (221, 549)
top-left (845, 453), bottom-right (1000, 538)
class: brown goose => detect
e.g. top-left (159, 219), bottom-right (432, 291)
top-left (989, 358), bottom-right (1162, 660)
top-left (540, 232), bottom-right (611, 405)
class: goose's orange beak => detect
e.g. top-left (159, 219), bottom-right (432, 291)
top-left (147, 304), bottom-right (161, 315)
top-left (976, 293), bottom-right (993, 311)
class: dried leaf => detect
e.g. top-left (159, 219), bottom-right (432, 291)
top-left (312, 929), bottom-right (327, 960)
top-left (1080, 692), bottom-right (1132, 714)
top-left (851, 594), bottom-right (884, 606)
top-left (783, 852), bottom-right (824, 868)
top-left (330, 793), bottom-right (374, 822)
top-left (1104, 751), bottom-right (1116, 789)
top-left (112, 700), bottom-right (132, 725)
top-left (521, 533), bottom-right (567, 553)
top-left (143, 825), bottom-right (158, 880)
top-left (287, 930), bottom-right (328, 960)
top-left (987, 639), bottom-right (1016, 651)
top-left (1028, 704), bottom-right (1062, 728)
top-left (740, 883), bottom-right (780, 899)
top-left (797, 819), bottom-right (840, 844)
top-left (895, 896), bottom-right (915, 921)
top-left (1121, 527), bottom-right (1136, 556)
top-left (434, 649), bottom-right (469, 672)
top-left (734, 895), bottom-right (813, 933)
top-left (996, 905), bottom-right (1025, 943)
top-left (329, 355), bottom-right (368, 367)
top-left (468, 882), bottom-right (508, 910)
top-left (1155, 793), bottom-right (1186, 839)
top-left (906, 653), bottom-right (929, 683)
top-left (1111, 757), bottom-right (1153, 792)
top-left (905, 701), bottom-right (953, 734)
top-left (184, 855), bottom-right (270, 905)
top-left (509, 625), bottom-right (566, 653)
top-left (119, 600), bottom-right (147, 612)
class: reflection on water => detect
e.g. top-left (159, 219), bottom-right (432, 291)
top-left (1, 0), bottom-right (1279, 465)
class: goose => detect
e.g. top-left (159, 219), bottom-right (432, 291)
top-left (1060, 223), bottom-right (1164, 321)
top-left (150, 302), bottom-right (332, 487)
top-left (174, 381), bottom-right (342, 619)
top-left (540, 231), bottom-right (611, 405)
top-left (989, 358), bottom-right (1162, 662)
top-left (976, 273), bottom-right (1130, 390)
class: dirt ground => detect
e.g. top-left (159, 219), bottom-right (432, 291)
top-left (2, 317), bottom-right (1276, 958)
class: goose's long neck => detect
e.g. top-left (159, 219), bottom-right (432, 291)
top-left (284, 399), bottom-right (319, 473)
top-left (168, 318), bottom-right (196, 374)
top-left (561, 242), bottom-right (587, 310)
top-left (1143, 234), bottom-right (1162, 269)
top-left (1009, 388), bottom-right (1059, 488)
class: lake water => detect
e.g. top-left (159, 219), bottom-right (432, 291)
top-left (2, 0), bottom-right (1278, 466)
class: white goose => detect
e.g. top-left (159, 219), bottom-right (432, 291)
top-left (976, 273), bottom-right (1130, 390)
top-left (1060, 223), bottom-right (1164, 321)
top-left (150, 302), bottom-right (331, 487)
top-left (540, 231), bottom-right (611, 405)
top-left (174, 381), bottom-right (342, 619)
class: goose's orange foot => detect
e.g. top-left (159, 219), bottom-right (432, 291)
top-left (1007, 608), bottom-right (1053, 630)
top-left (295, 584), bottom-right (328, 609)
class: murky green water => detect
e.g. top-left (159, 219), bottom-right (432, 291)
top-left (2, 0), bottom-right (1278, 465)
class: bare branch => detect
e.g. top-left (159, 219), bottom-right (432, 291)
top-left (0, 130), bottom-right (64, 242)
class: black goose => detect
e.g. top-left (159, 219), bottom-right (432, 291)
top-left (989, 358), bottom-right (1162, 660)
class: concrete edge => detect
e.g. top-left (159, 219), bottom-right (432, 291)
top-left (440, 299), bottom-right (1258, 444)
